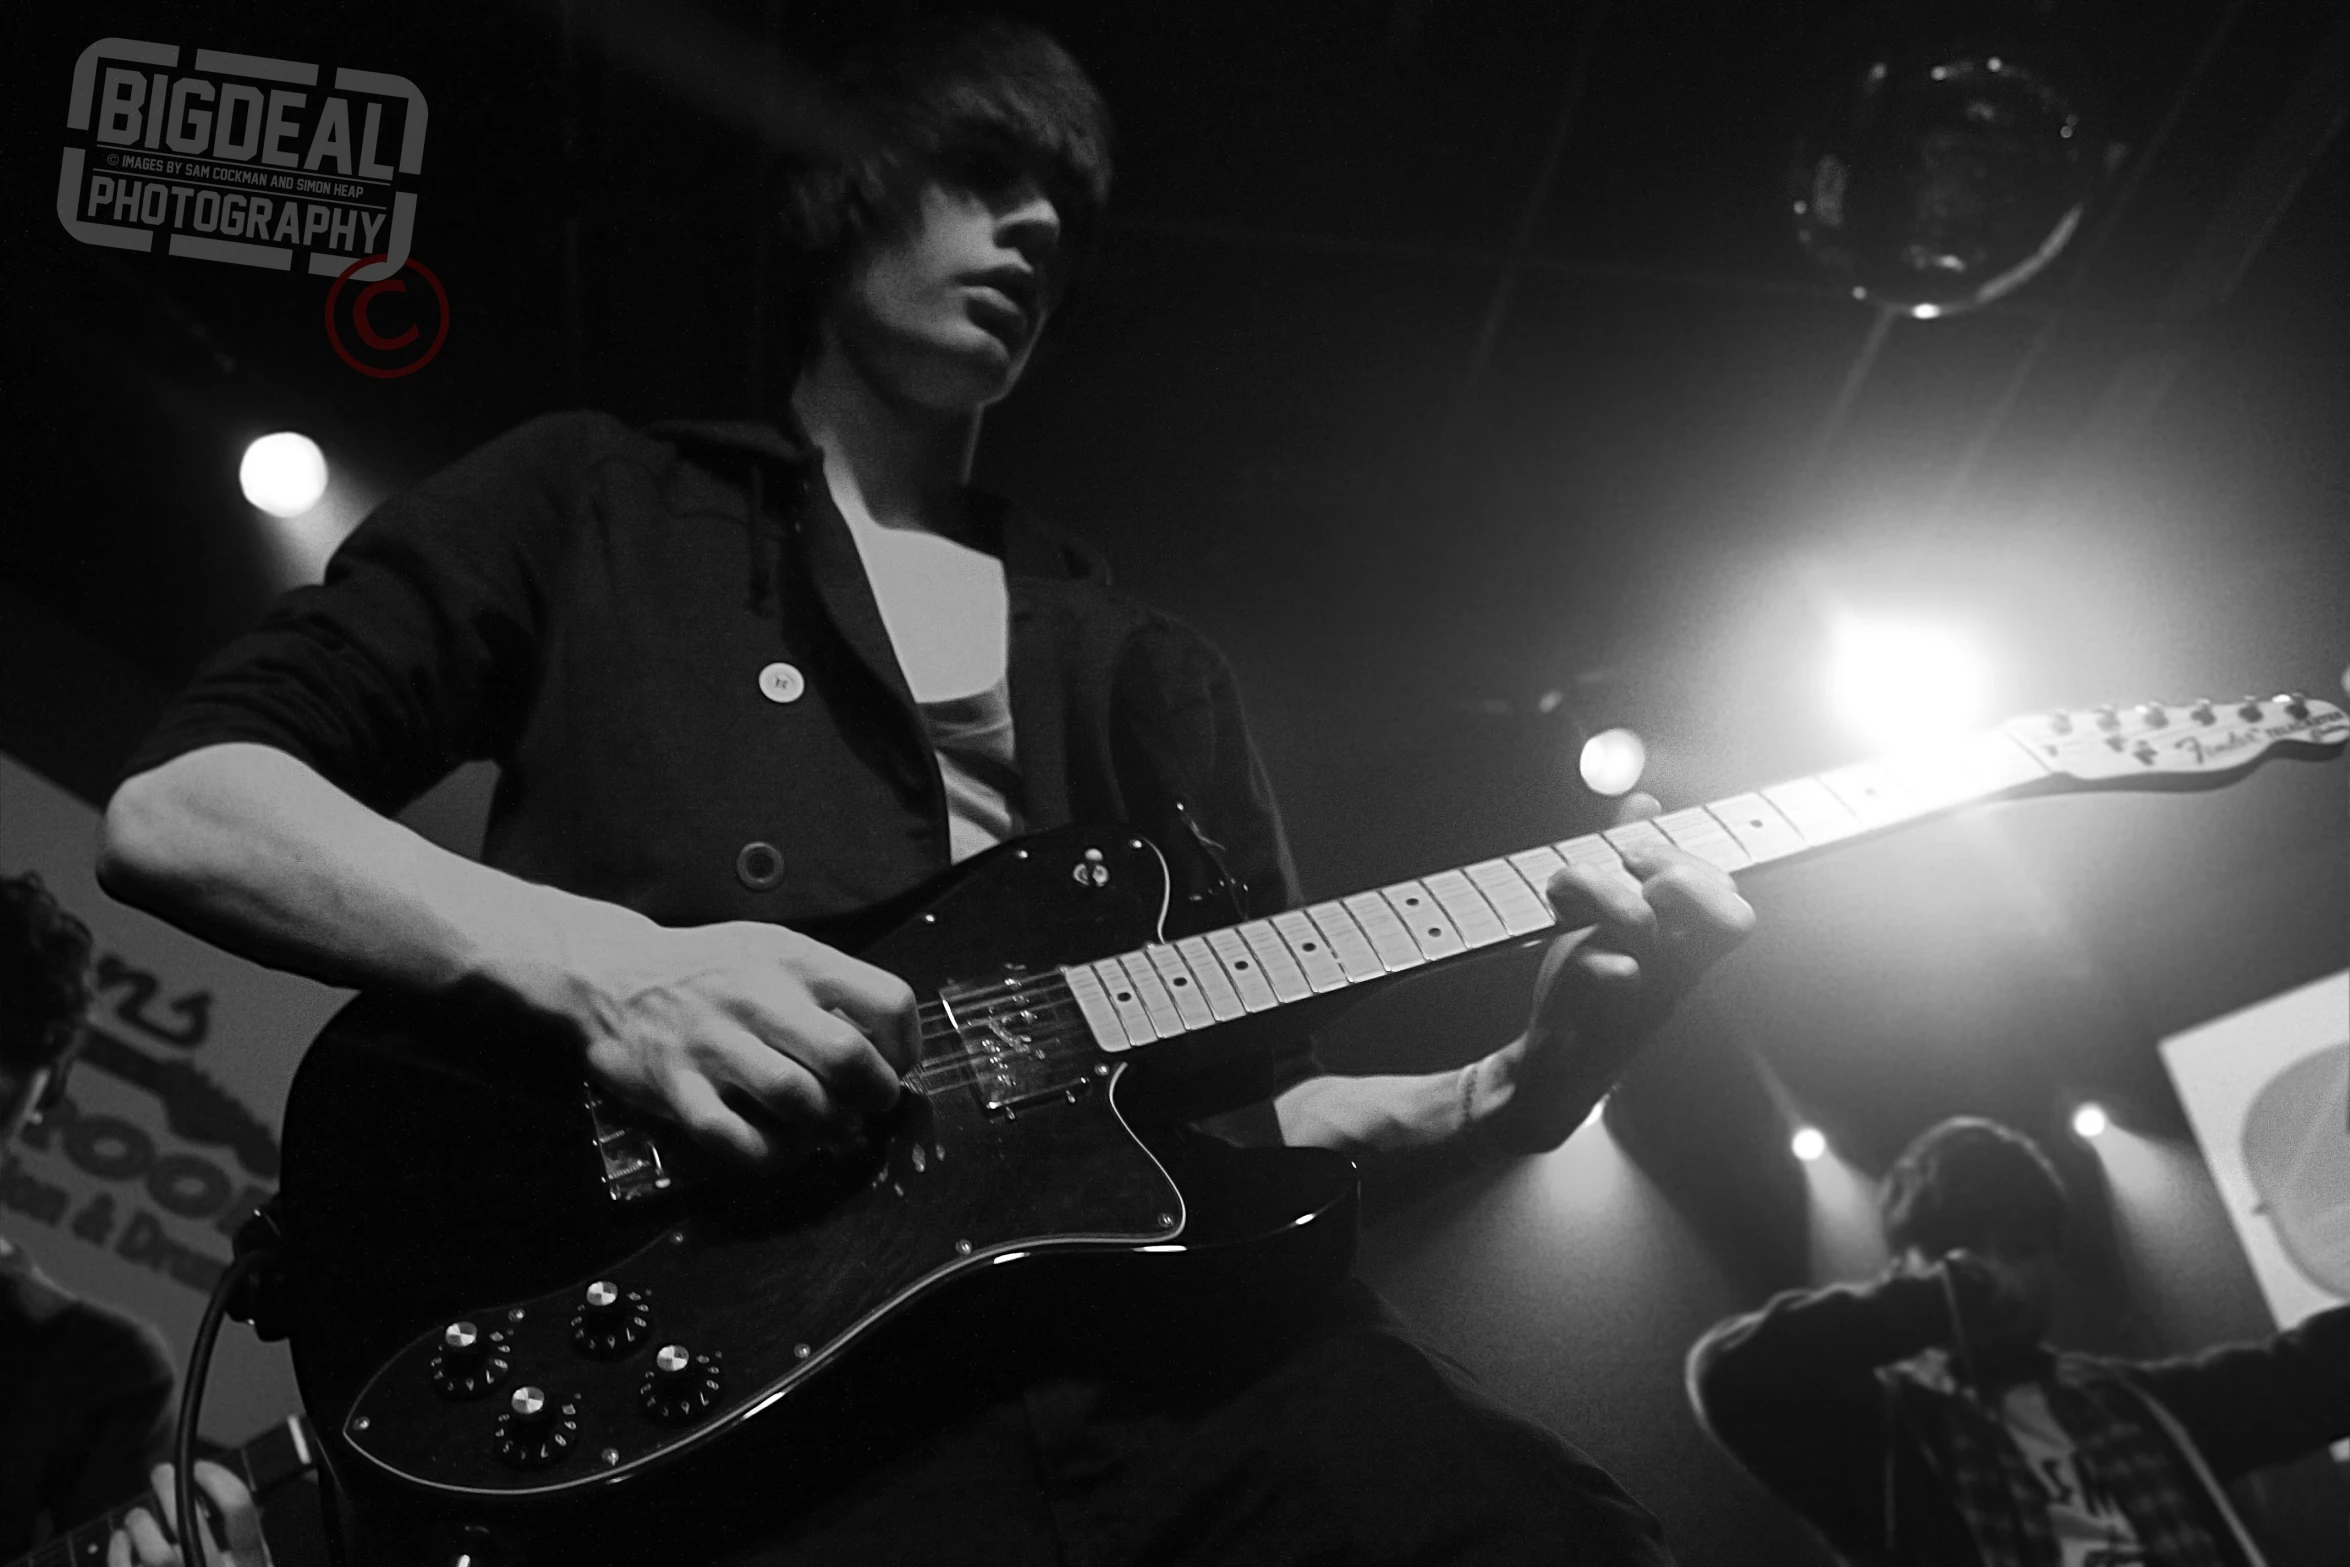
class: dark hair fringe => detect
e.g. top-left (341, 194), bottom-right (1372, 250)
top-left (1878, 1115), bottom-right (2070, 1257)
top-left (0, 871), bottom-right (95, 1073)
top-left (766, 11), bottom-right (1114, 378)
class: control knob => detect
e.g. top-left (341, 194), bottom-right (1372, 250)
top-left (570, 1279), bottom-right (652, 1358)
top-left (493, 1385), bottom-right (580, 1469)
top-left (638, 1343), bottom-right (723, 1424)
top-left (429, 1320), bottom-right (512, 1400)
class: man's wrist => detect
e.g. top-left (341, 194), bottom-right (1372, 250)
top-left (1455, 1050), bottom-right (1522, 1167)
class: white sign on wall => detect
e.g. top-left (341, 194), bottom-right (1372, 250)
top-left (2159, 970), bottom-right (2350, 1331)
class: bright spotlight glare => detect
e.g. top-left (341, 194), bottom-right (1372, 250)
top-left (1579, 728), bottom-right (1647, 796)
top-left (1791, 1126), bottom-right (1827, 1162)
top-left (1581, 1097), bottom-right (1607, 1131)
top-left (2072, 1103), bottom-right (2109, 1139)
top-left (1828, 616), bottom-right (1990, 749)
top-left (240, 432), bottom-right (328, 517)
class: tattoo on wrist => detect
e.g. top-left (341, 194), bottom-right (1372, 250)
top-left (1457, 1059), bottom-right (1514, 1168)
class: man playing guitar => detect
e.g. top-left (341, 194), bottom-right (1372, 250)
top-left (97, 13), bottom-right (1753, 1563)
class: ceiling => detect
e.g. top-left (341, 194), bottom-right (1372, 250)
top-left (5, 0), bottom-right (2347, 1219)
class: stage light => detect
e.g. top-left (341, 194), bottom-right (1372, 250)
top-left (2071, 1102), bottom-right (2109, 1139)
top-left (1792, 1126), bottom-right (1828, 1162)
top-left (1582, 1097), bottom-right (1607, 1132)
top-left (1580, 728), bottom-right (1646, 796)
top-left (1827, 615), bottom-right (1990, 749)
top-left (239, 433), bottom-right (329, 517)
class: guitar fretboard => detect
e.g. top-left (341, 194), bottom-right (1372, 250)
top-left (1060, 724), bottom-right (2055, 1052)
top-left (20, 1415), bottom-right (313, 1567)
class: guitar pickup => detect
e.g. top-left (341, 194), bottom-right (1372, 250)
top-left (968, 1020), bottom-right (1091, 1115)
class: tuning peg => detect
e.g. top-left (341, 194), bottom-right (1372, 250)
top-left (2093, 705), bottom-right (2121, 732)
top-left (2189, 699), bottom-right (2215, 724)
top-left (2236, 697), bottom-right (2264, 721)
top-left (2278, 692), bottom-right (2311, 720)
top-left (2048, 710), bottom-right (2075, 735)
top-left (2135, 702), bottom-right (2169, 728)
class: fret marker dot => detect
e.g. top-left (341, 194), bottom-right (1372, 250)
top-left (1116, 992), bottom-right (1132, 1002)
top-left (1234, 959), bottom-right (1250, 969)
top-left (1428, 927), bottom-right (1442, 937)
top-left (1300, 942), bottom-right (1317, 951)
top-left (1171, 976), bottom-right (1188, 986)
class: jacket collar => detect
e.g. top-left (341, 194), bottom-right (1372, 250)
top-left (647, 413), bottom-right (1097, 844)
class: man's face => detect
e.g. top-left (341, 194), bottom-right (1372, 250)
top-left (822, 173), bottom-right (1067, 413)
top-left (1900, 1227), bottom-right (2062, 1348)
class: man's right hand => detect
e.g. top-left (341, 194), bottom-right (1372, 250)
top-left (1941, 1248), bottom-right (2042, 1358)
top-left (526, 908), bottom-right (920, 1168)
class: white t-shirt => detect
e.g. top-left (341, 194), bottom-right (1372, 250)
top-left (844, 511), bottom-right (1022, 862)
top-left (1998, 1382), bottom-right (2149, 1567)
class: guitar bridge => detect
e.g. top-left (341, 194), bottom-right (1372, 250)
top-left (581, 1084), bottom-right (675, 1203)
top-left (959, 1016), bottom-right (1091, 1118)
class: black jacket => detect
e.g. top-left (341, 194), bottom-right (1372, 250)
top-left (126, 410), bottom-right (1315, 1112)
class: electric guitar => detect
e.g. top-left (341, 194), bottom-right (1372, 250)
top-left (12, 1414), bottom-right (315, 1567)
top-left (277, 694), bottom-right (2346, 1564)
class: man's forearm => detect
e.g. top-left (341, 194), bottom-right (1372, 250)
top-left (1272, 1058), bottom-right (1513, 1204)
top-left (97, 742), bottom-right (624, 1004)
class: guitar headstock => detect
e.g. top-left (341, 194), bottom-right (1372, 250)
top-left (2004, 694), bottom-right (2349, 786)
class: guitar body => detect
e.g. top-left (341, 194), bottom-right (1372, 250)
top-left (269, 693), bottom-right (2348, 1563)
top-left (279, 825), bottom-right (1358, 1565)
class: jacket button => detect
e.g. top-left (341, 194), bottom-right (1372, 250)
top-left (757, 662), bottom-right (805, 704)
top-left (735, 841), bottom-right (785, 891)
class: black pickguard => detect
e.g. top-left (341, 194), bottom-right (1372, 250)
top-left (278, 824), bottom-right (1357, 1565)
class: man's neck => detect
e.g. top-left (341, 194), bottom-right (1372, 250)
top-left (790, 344), bottom-right (982, 539)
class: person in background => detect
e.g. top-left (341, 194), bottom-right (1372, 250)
top-left (2, 876), bottom-right (278, 1567)
top-left (1686, 1114), bottom-right (2350, 1566)
top-left (0, 870), bottom-right (176, 1559)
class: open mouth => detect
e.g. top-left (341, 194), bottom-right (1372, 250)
top-left (962, 269), bottom-right (1039, 339)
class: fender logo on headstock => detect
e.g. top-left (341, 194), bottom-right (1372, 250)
top-left (2174, 725), bottom-right (2277, 766)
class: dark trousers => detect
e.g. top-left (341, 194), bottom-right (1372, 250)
top-left (715, 1278), bottom-right (1672, 1566)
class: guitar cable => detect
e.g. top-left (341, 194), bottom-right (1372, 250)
top-left (171, 1246), bottom-right (270, 1567)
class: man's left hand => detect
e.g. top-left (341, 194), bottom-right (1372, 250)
top-left (1463, 802), bottom-right (1755, 1157)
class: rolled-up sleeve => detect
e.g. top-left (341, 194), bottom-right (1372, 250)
top-left (120, 410), bottom-right (624, 814)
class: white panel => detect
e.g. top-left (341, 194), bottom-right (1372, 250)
top-left (1342, 891), bottom-right (1427, 972)
top-left (1817, 762), bottom-right (1917, 827)
top-left (1206, 927), bottom-right (1281, 1012)
top-left (1115, 952), bottom-right (1186, 1038)
top-left (1653, 808), bottom-right (1753, 872)
top-left (1706, 793), bottom-right (1809, 864)
top-left (1305, 901), bottom-right (1387, 982)
top-left (1466, 859), bottom-right (1556, 936)
top-left (1061, 964), bottom-right (1133, 1051)
top-left (1144, 944), bottom-right (1216, 1030)
top-left (1173, 935), bottom-right (1248, 1022)
top-left (1238, 920), bottom-right (1314, 1003)
top-left (1422, 869), bottom-right (1508, 948)
top-left (1272, 910), bottom-right (1352, 993)
top-left (1760, 777), bottom-right (1866, 847)
top-left (1381, 881), bottom-right (1467, 960)
top-left (1089, 958), bottom-right (1158, 1045)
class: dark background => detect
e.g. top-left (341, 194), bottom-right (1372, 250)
top-left (4, 1), bottom-right (2347, 1560)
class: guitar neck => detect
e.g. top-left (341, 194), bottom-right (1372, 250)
top-left (19, 1415), bottom-right (315, 1567)
top-left (1055, 696), bottom-right (2347, 1053)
